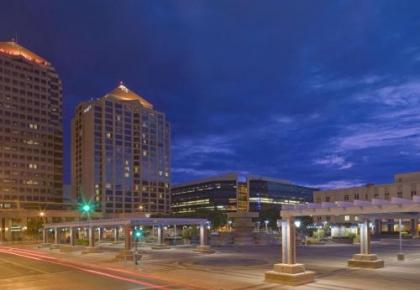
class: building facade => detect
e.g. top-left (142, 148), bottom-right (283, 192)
top-left (0, 41), bottom-right (63, 207)
top-left (72, 83), bottom-right (171, 214)
top-left (313, 172), bottom-right (420, 233)
top-left (171, 173), bottom-right (316, 214)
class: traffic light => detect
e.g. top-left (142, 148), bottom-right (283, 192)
top-left (134, 228), bottom-right (144, 240)
top-left (79, 202), bottom-right (94, 214)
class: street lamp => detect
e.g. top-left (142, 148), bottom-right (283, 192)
top-left (265, 220), bottom-right (269, 233)
top-left (39, 211), bottom-right (46, 242)
top-left (228, 220), bottom-right (232, 232)
top-left (294, 220), bottom-right (302, 228)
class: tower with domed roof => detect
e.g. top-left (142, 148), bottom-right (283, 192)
top-left (0, 40), bottom-right (63, 206)
top-left (71, 83), bottom-right (171, 214)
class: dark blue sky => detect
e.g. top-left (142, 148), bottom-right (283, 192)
top-left (1, 1), bottom-right (420, 188)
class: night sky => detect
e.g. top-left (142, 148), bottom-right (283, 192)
top-left (1, 1), bottom-right (420, 189)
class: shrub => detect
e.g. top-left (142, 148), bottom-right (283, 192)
top-left (75, 239), bottom-right (89, 246)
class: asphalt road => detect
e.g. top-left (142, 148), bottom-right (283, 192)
top-left (0, 249), bottom-right (183, 290)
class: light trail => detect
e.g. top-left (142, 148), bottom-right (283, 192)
top-left (0, 246), bottom-right (174, 290)
top-left (5, 246), bottom-right (207, 289)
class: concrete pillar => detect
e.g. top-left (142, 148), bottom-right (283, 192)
top-left (124, 225), bottom-right (131, 251)
top-left (174, 224), bottom-right (177, 237)
top-left (359, 219), bottom-right (370, 255)
top-left (69, 227), bottom-right (75, 246)
top-left (88, 227), bottom-right (95, 247)
top-left (374, 219), bottom-right (382, 235)
top-left (199, 224), bottom-right (208, 247)
top-left (98, 227), bottom-right (103, 242)
top-left (114, 227), bottom-right (119, 242)
top-left (54, 228), bottom-right (58, 244)
top-left (1, 217), bottom-right (5, 242)
top-left (42, 229), bottom-right (47, 243)
top-left (410, 219), bottom-right (419, 237)
top-left (281, 217), bottom-right (296, 264)
top-left (265, 217), bottom-right (315, 285)
top-left (347, 218), bottom-right (384, 268)
top-left (387, 219), bottom-right (394, 232)
top-left (157, 225), bottom-right (163, 245)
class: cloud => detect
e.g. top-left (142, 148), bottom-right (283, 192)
top-left (172, 134), bottom-right (235, 160)
top-left (307, 73), bottom-right (383, 92)
top-left (307, 180), bottom-right (365, 190)
top-left (314, 155), bottom-right (353, 170)
top-left (272, 115), bottom-right (294, 124)
top-left (336, 125), bottom-right (420, 151)
top-left (171, 167), bottom-right (221, 177)
top-left (355, 80), bottom-right (420, 106)
top-left (314, 78), bottom-right (420, 154)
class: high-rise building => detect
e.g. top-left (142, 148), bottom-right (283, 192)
top-left (72, 83), bottom-right (171, 214)
top-left (0, 41), bottom-right (63, 207)
top-left (171, 173), bottom-right (316, 214)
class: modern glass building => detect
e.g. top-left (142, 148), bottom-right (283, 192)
top-left (248, 176), bottom-right (315, 212)
top-left (171, 173), bottom-right (316, 214)
top-left (71, 83), bottom-right (171, 214)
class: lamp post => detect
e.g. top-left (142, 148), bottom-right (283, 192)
top-left (265, 220), bottom-right (269, 233)
top-left (398, 218), bottom-right (405, 261)
top-left (39, 211), bottom-right (46, 242)
top-left (134, 227), bottom-right (143, 265)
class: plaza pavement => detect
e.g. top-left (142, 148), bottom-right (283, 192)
top-left (8, 239), bottom-right (420, 289)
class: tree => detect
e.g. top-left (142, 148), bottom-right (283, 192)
top-left (258, 207), bottom-right (280, 229)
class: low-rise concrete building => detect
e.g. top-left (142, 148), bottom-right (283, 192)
top-left (314, 172), bottom-right (420, 234)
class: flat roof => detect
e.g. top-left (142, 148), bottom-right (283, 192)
top-left (43, 217), bottom-right (208, 229)
top-left (172, 172), bottom-right (299, 188)
top-left (281, 196), bottom-right (420, 218)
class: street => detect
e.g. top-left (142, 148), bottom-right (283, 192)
top-left (0, 247), bottom-right (186, 290)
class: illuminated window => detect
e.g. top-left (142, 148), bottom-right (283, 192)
top-left (29, 123), bottom-right (38, 129)
top-left (28, 163), bottom-right (37, 169)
